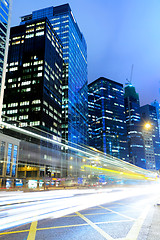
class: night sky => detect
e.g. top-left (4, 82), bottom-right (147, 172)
top-left (11, 0), bottom-right (160, 106)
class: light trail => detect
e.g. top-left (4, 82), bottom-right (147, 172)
top-left (0, 184), bottom-right (160, 232)
top-left (0, 121), bottom-right (157, 181)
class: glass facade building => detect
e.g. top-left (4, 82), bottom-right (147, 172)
top-left (0, 0), bottom-right (11, 118)
top-left (20, 4), bottom-right (88, 146)
top-left (140, 104), bottom-right (160, 170)
top-left (2, 18), bottom-right (63, 138)
top-left (124, 84), bottom-right (146, 168)
top-left (88, 77), bottom-right (127, 160)
top-left (151, 99), bottom-right (160, 136)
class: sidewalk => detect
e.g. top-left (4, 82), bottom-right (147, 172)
top-left (140, 192), bottom-right (160, 240)
top-left (146, 204), bottom-right (160, 240)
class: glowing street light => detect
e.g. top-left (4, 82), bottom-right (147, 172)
top-left (144, 123), bottom-right (151, 130)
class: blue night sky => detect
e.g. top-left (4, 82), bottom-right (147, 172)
top-left (11, 0), bottom-right (160, 106)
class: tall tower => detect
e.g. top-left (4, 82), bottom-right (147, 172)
top-left (124, 84), bottom-right (145, 168)
top-left (0, 0), bottom-right (12, 119)
top-left (140, 104), bottom-right (160, 170)
top-left (20, 4), bottom-right (88, 146)
top-left (151, 99), bottom-right (160, 136)
top-left (88, 77), bottom-right (127, 161)
top-left (2, 18), bottom-right (63, 137)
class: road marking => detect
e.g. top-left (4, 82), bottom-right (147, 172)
top-left (85, 212), bottom-right (110, 216)
top-left (27, 221), bottom-right (37, 240)
top-left (0, 220), bottom-right (134, 236)
top-left (0, 229), bottom-right (29, 235)
top-left (37, 223), bottom-right (88, 230)
top-left (76, 211), bottom-right (114, 240)
top-left (96, 219), bottom-right (133, 225)
top-left (116, 203), bottom-right (142, 210)
top-left (124, 205), bottom-right (150, 240)
top-left (62, 214), bottom-right (78, 217)
top-left (99, 205), bottom-right (135, 220)
top-left (62, 212), bottom-right (108, 218)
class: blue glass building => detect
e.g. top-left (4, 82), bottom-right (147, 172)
top-left (0, 0), bottom-right (11, 118)
top-left (20, 4), bottom-right (88, 146)
top-left (140, 104), bottom-right (160, 170)
top-left (124, 84), bottom-right (146, 168)
top-left (88, 77), bottom-right (127, 160)
top-left (151, 99), bottom-right (160, 136)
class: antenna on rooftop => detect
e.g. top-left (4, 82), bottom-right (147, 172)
top-left (130, 64), bottom-right (134, 84)
top-left (125, 64), bottom-right (134, 86)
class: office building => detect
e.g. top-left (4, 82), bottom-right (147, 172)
top-left (0, 132), bottom-right (20, 188)
top-left (151, 99), bottom-right (160, 136)
top-left (140, 104), bottom-right (160, 170)
top-left (0, 0), bottom-right (11, 118)
top-left (2, 17), bottom-right (63, 137)
top-left (124, 84), bottom-right (145, 168)
top-left (88, 77), bottom-right (127, 160)
top-left (20, 4), bottom-right (88, 145)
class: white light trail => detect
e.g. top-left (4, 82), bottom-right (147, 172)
top-left (0, 185), bottom-right (159, 232)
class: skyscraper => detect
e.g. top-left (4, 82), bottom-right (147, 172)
top-left (124, 84), bottom-right (145, 168)
top-left (0, 0), bottom-right (11, 119)
top-left (2, 18), bottom-right (63, 137)
top-left (140, 104), bottom-right (160, 170)
top-left (88, 77), bottom-right (127, 160)
top-left (20, 4), bottom-right (88, 146)
top-left (151, 99), bottom-right (160, 135)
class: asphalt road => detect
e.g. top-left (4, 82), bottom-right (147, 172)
top-left (0, 184), bottom-right (160, 240)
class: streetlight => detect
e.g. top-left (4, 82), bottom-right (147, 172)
top-left (144, 123), bottom-right (151, 130)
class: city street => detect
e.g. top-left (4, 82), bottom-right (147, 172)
top-left (0, 184), bottom-right (160, 240)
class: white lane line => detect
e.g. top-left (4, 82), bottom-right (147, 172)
top-left (124, 205), bottom-right (150, 240)
top-left (99, 206), bottom-right (135, 220)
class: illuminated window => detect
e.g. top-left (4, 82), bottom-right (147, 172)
top-left (38, 66), bottom-right (43, 71)
top-left (36, 31), bottom-right (44, 36)
top-left (37, 72), bottom-right (42, 77)
top-left (19, 122), bottom-right (28, 127)
top-left (8, 103), bottom-right (18, 107)
top-left (23, 63), bottom-right (30, 67)
top-left (43, 101), bottom-right (48, 107)
top-left (36, 21), bottom-right (45, 25)
top-left (7, 109), bottom-right (17, 114)
top-left (20, 101), bottom-right (29, 106)
top-left (33, 60), bottom-right (43, 65)
top-left (19, 115), bottom-right (28, 120)
top-left (25, 34), bottom-right (34, 38)
top-left (26, 28), bottom-right (34, 33)
top-left (26, 24), bottom-right (35, 28)
top-left (30, 121), bottom-right (40, 126)
top-left (21, 88), bottom-right (31, 92)
top-left (32, 99), bottom-right (41, 104)
top-left (12, 36), bottom-right (21, 40)
top-left (12, 41), bottom-right (20, 45)
top-left (9, 67), bottom-right (18, 71)
top-left (32, 106), bottom-right (40, 111)
top-left (21, 81), bottom-right (31, 86)
top-left (36, 26), bottom-right (44, 31)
